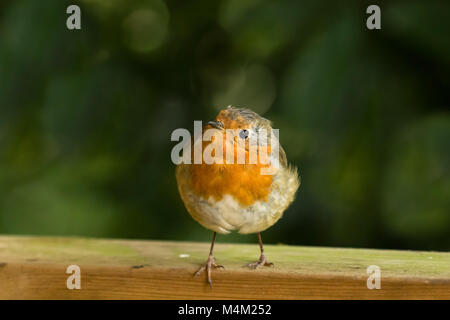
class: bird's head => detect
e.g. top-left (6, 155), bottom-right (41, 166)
top-left (188, 106), bottom-right (282, 204)
top-left (205, 106), bottom-right (275, 160)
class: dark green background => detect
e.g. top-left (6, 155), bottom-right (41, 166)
top-left (0, 0), bottom-right (449, 251)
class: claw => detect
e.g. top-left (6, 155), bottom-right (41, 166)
top-left (246, 254), bottom-right (274, 269)
top-left (194, 255), bottom-right (224, 287)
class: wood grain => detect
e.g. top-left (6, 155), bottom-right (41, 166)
top-left (0, 236), bottom-right (448, 299)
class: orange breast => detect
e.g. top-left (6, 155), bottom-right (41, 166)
top-left (189, 162), bottom-right (273, 207)
top-left (187, 121), bottom-right (274, 207)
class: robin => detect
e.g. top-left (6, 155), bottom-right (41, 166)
top-left (176, 106), bottom-right (300, 286)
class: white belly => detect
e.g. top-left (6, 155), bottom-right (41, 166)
top-left (177, 164), bottom-right (299, 234)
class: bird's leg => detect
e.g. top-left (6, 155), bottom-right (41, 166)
top-left (194, 232), bottom-right (224, 287)
top-left (247, 232), bottom-right (274, 269)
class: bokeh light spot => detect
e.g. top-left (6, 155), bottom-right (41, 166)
top-left (212, 64), bottom-right (276, 114)
top-left (122, 4), bottom-right (169, 54)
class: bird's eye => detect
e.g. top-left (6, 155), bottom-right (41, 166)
top-left (239, 129), bottom-right (249, 139)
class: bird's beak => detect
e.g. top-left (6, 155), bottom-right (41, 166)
top-left (208, 121), bottom-right (224, 130)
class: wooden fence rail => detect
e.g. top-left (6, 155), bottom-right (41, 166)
top-left (0, 236), bottom-right (448, 299)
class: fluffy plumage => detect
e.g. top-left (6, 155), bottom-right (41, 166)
top-left (176, 106), bottom-right (300, 234)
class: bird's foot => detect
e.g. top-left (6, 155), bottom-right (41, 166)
top-left (246, 254), bottom-right (274, 269)
top-left (194, 254), bottom-right (224, 288)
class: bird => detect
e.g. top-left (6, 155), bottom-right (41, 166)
top-left (176, 106), bottom-right (300, 287)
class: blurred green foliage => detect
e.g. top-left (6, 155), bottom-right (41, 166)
top-left (0, 0), bottom-right (449, 250)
